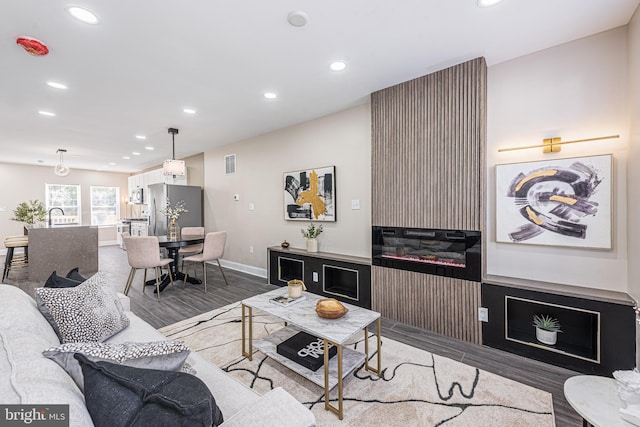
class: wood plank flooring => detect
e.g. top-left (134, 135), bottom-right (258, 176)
top-left (3, 245), bottom-right (583, 426)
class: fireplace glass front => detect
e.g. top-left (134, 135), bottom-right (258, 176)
top-left (372, 226), bottom-right (481, 281)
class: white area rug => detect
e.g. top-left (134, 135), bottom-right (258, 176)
top-left (159, 302), bottom-right (555, 427)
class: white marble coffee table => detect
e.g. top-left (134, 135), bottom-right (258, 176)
top-left (241, 288), bottom-right (382, 420)
top-left (564, 375), bottom-right (636, 427)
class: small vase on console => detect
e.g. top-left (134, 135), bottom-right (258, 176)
top-left (167, 218), bottom-right (180, 240)
top-left (306, 238), bottom-right (318, 253)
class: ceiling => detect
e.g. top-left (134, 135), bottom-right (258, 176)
top-left (1, 1), bottom-right (638, 174)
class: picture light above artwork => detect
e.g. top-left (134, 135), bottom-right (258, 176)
top-left (498, 134), bottom-right (619, 153)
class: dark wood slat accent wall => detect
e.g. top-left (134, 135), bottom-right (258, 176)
top-left (371, 58), bottom-right (487, 344)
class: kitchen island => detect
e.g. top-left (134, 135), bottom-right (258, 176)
top-left (27, 226), bottom-right (99, 281)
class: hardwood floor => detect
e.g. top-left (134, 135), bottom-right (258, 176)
top-left (3, 245), bottom-right (583, 426)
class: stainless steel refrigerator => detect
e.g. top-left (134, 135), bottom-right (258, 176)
top-left (147, 184), bottom-right (203, 236)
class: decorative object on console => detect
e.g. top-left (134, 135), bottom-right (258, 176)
top-left (11, 199), bottom-right (46, 225)
top-left (284, 165), bottom-right (336, 221)
top-left (613, 369), bottom-right (640, 426)
top-left (281, 240), bottom-right (290, 248)
top-left (498, 134), bottom-right (619, 153)
top-left (287, 279), bottom-right (306, 298)
top-left (301, 222), bottom-right (323, 252)
top-left (533, 314), bottom-right (562, 345)
top-left (163, 127), bottom-right (186, 176)
top-left (316, 298), bottom-right (348, 319)
top-left (495, 154), bottom-right (612, 249)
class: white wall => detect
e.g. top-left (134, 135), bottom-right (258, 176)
top-left (203, 104), bottom-right (371, 273)
top-left (486, 27), bottom-right (630, 292)
top-left (628, 7), bottom-right (640, 301)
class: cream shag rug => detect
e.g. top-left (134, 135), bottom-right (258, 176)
top-left (159, 302), bottom-right (555, 427)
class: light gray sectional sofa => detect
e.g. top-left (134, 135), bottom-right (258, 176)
top-left (0, 284), bottom-right (316, 426)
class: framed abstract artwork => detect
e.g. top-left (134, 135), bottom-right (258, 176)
top-left (284, 166), bottom-right (336, 221)
top-left (495, 154), bottom-right (612, 249)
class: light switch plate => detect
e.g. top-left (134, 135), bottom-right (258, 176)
top-left (233, 193), bottom-right (240, 201)
top-left (312, 272), bottom-right (318, 282)
top-left (351, 199), bottom-right (360, 210)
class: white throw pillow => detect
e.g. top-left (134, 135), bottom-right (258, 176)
top-left (35, 272), bottom-right (130, 343)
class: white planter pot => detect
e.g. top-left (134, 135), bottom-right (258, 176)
top-left (535, 327), bottom-right (557, 345)
top-left (306, 238), bottom-right (318, 253)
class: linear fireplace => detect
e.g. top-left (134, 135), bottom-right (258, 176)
top-left (372, 226), bottom-right (481, 282)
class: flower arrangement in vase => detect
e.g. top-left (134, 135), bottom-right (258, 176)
top-left (301, 222), bottom-right (323, 252)
top-left (159, 199), bottom-right (188, 239)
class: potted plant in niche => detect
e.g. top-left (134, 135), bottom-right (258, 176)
top-left (159, 199), bottom-right (188, 240)
top-left (533, 314), bottom-right (562, 345)
top-left (301, 222), bottom-right (323, 253)
top-left (11, 200), bottom-right (46, 229)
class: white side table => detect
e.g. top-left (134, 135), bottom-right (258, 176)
top-left (564, 375), bottom-right (635, 427)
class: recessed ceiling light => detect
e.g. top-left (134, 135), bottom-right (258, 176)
top-left (477, 0), bottom-right (503, 7)
top-left (132, 151), bottom-right (141, 156)
top-left (287, 11), bottom-right (309, 27)
top-left (183, 108), bottom-right (196, 114)
top-left (46, 81), bottom-right (68, 90)
top-left (264, 92), bottom-right (277, 99)
top-left (144, 146), bottom-right (154, 151)
top-left (67, 6), bottom-right (99, 24)
top-left (38, 110), bottom-right (56, 117)
top-left (122, 156), bottom-right (130, 160)
top-left (135, 135), bottom-right (146, 140)
top-left (330, 61), bottom-right (347, 72)
top-left (109, 162), bottom-right (116, 166)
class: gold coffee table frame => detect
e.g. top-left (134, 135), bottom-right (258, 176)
top-left (241, 302), bottom-right (382, 420)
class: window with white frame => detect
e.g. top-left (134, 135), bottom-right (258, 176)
top-left (90, 186), bottom-right (119, 226)
top-left (45, 183), bottom-right (81, 225)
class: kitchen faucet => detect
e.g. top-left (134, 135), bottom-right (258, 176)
top-left (48, 207), bottom-right (65, 227)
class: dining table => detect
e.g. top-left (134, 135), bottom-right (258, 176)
top-left (146, 235), bottom-right (205, 292)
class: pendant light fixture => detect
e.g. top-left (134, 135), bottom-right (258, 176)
top-left (54, 149), bottom-right (70, 176)
top-left (163, 128), bottom-right (186, 176)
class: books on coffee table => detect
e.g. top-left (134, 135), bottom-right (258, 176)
top-left (276, 331), bottom-right (337, 371)
top-left (269, 294), bottom-right (306, 307)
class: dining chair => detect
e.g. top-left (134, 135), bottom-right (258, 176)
top-left (178, 226), bottom-right (205, 270)
top-left (183, 231), bottom-right (228, 292)
top-left (123, 236), bottom-right (174, 300)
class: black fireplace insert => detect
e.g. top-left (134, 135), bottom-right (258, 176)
top-left (372, 226), bottom-right (481, 282)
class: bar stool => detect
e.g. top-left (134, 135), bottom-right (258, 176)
top-left (3, 236), bottom-right (29, 282)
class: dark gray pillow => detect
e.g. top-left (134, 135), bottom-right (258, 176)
top-left (65, 267), bottom-right (88, 282)
top-left (75, 353), bottom-right (224, 427)
top-left (44, 271), bottom-right (83, 288)
top-left (43, 340), bottom-right (191, 391)
top-left (35, 272), bottom-right (130, 343)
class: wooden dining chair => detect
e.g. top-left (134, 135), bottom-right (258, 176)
top-left (183, 231), bottom-right (228, 292)
top-left (123, 236), bottom-right (174, 300)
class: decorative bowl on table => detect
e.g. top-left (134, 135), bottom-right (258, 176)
top-left (316, 298), bottom-right (348, 319)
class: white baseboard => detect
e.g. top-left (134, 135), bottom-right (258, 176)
top-left (215, 259), bottom-right (267, 279)
top-left (99, 240), bottom-right (118, 247)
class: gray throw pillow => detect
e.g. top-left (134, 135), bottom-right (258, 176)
top-left (75, 353), bottom-right (224, 427)
top-left (35, 272), bottom-right (130, 343)
top-left (43, 340), bottom-right (191, 391)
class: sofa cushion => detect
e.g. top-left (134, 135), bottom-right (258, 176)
top-left (43, 340), bottom-right (191, 391)
top-left (0, 329), bottom-right (93, 427)
top-left (76, 353), bottom-right (224, 427)
top-left (44, 270), bottom-right (83, 288)
top-left (0, 285), bottom-right (59, 343)
top-left (35, 272), bottom-right (130, 343)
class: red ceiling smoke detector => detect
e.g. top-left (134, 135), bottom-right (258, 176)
top-left (16, 37), bottom-right (49, 56)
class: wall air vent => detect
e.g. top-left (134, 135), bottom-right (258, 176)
top-left (224, 154), bottom-right (236, 175)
